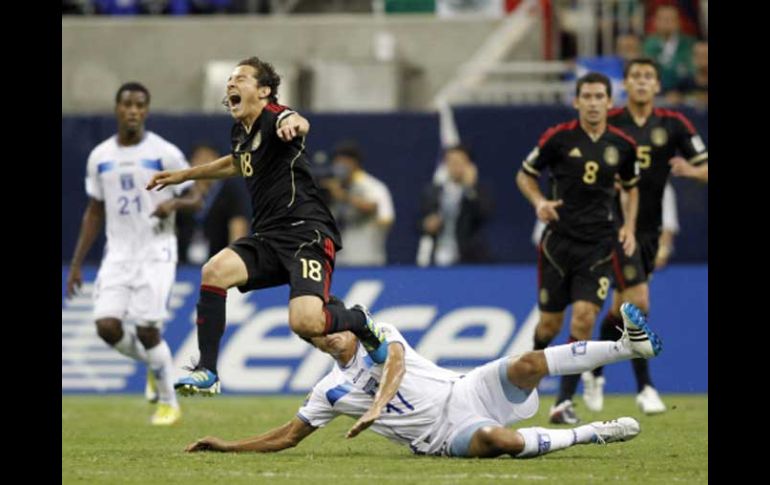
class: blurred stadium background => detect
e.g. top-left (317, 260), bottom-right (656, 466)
top-left (62, 1), bottom-right (707, 480)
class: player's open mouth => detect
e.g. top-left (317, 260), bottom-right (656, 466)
top-left (229, 94), bottom-right (242, 110)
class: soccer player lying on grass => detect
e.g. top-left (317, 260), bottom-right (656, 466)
top-left (186, 300), bottom-right (661, 458)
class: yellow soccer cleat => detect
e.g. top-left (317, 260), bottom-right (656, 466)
top-left (151, 403), bottom-right (182, 426)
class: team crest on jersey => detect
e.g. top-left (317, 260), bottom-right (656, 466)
top-left (651, 127), bottom-right (668, 146)
top-left (604, 146), bottom-right (619, 166)
top-left (624, 265), bottom-right (637, 281)
top-left (120, 174), bottom-right (135, 191)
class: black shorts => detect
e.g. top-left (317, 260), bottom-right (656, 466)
top-left (537, 228), bottom-right (614, 313)
top-left (611, 231), bottom-right (660, 290)
top-left (228, 229), bottom-right (336, 302)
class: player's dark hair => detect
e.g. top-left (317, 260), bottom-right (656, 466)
top-left (237, 56), bottom-right (281, 103)
top-left (623, 58), bottom-right (661, 80)
top-left (115, 82), bottom-right (150, 104)
top-left (576, 72), bottom-right (612, 97)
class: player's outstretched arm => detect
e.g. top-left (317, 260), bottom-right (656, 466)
top-left (347, 342), bottom-right (406, 439)
top-left (277, 113), bottom-right (310, 141)
top-left (185, 416), bottom-right (316, 453)
top-left (146, 155), bottom-right (238, 191)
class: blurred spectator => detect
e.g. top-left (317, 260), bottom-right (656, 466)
top-left (667, 40), bottom-right (707, 108)
top-left (616, 33), bottom-right (642, 61)
top-left (417, 145), bottom-right (491, 266)
top-left (644, 0), bottom-right (703, 38)
top-left (643, 4), bottom-right (695, 93)
top-left (321, 141), bottom-right (395, 267)
top-left (177, 144), bottom-right (250, 264)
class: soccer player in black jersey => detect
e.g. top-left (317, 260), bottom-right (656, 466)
top-left (146, 57), bottom-right (389, 395)
top-left (516, 72), bottom-right (641, 424)
top-left (582, 59), bottom-right (708, 415)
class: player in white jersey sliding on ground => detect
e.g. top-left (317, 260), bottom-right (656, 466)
top-left (186, 300), bottom-right (661, 458)
top-left (66, 82), bottom-right (202, 426)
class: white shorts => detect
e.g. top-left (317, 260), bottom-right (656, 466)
top-left (441, 357), bottom-right (539, 456)
top-left (93, 260), bottom-right (176, 325)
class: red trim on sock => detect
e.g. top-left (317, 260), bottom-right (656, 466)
top-left (200, 285), bottom-right (227, 298)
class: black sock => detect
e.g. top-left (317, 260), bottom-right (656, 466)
top-left (555, 335), bottom-right (581, 404)
top-left (592, 313), bottom-right (624, 377)
top-left (632, 358), bottom-right (653, 392)
top-left (196, 285), bottom-right (227, 374)
top-left (323, 303), bottom-right (367, 336)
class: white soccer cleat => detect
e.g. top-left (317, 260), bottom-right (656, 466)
top-left (581, 371), bottom-right (605, 412)
top-left (636, 385), bottom-right (667, 415)
top-left (589, 417), bottom-right (640, 444)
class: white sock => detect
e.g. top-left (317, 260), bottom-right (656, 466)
top-left (544, 340), bottom-right (633, 376)
top-left (113, 327), bottom-right (148, 362)
top-left (146, 340), bottom-right (178, 407)
top-left (515, 426), bottom-right (584, 458)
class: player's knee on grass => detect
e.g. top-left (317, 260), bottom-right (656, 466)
top-left (135, 325), bottom-right (161, 348)
top-left (95, 318), bottom-right (123, 345)
top-left (571, 302), bottom-right (600, 339)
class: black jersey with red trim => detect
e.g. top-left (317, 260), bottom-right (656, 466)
top-left (608, 106), bottom-right (708, 233)
top-left (522, 120), bottom-right (640, 243)
top-left (230, 103), bottom-right (341, 249)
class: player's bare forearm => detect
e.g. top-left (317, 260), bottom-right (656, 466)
top-left (70, 199), bottom-right (105, 268)
top-left (516, 170), bottom-right (545, 208)
top-left (188, 155), bottom-right (239, 180)
top-left (187, 418), bottom-right (315, 453)
top-left (691, 163), bottom-right (708, 182)
top-left (347, 343), bottom-right (406, 438)
top-left (372, 343), bottom-right (406, 410)
top-left (621, 186), bottom-right (639, 233)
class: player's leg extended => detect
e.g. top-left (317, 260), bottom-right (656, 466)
top-left (175, 248), bottom-right (248, 396)
top-left (196, 248), bottom-right (248, 372)
top-left (464, 419), bottom-right (640, 459)
top-left (287, 237), bottom-right (387, 362)
top-left (462, 350), bottom-right (643, 458)
top-left (93, 265), bottom-right (148, 363)
top-left (552, 300), bottom-right (601, 423)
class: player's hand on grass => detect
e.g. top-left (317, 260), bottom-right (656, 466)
top-left (185, 436), bottom-right (231, 452)
top-left (66, 266), bottom-right (82, 298)
top-left (619, 225), bottom-right (637, 256)
top-left (346, 407), bottom-right (381, 439)
top-left (146, 171), bottom-right (185, 191)
top-left (536, 199), bottom-right (563, 223)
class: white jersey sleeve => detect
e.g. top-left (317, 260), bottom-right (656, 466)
top-left (296, 378), bottom-right (338, 428)
top-left (84, 148), bottom-right (105, 201)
